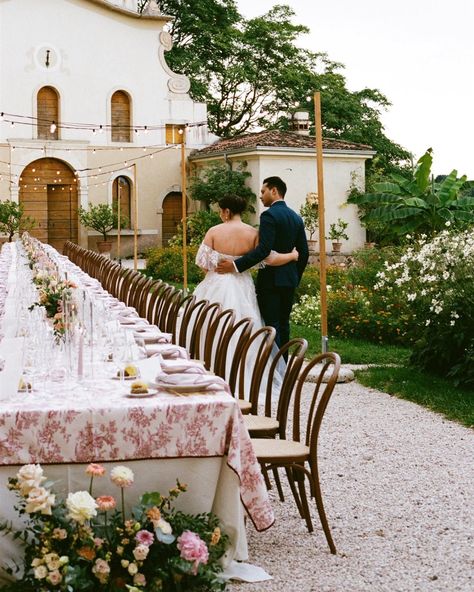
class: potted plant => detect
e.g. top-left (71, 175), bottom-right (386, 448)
top-left (79, 203), bottom-right (125, 256)
top-left (327, 218), bottom-right (349, 253)
top-left (299, 195), bottom-right (319, 252)
top-left (0, 200), bottom-right (35, 242)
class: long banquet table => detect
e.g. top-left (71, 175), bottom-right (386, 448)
top-left (0, 239), bottom-right (274, 582)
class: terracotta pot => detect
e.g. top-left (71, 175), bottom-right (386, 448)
top-left (331, 241), bottom-right (342, 253)
top-left (97, 240), bottom-right (113, 257)
top-left (307, 239), bottom-right (318, 253)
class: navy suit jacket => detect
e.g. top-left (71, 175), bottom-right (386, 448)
top-left (235, 201), bottom-right (309, 290)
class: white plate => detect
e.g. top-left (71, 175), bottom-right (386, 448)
top-left (125, 388), bottom-right (159, 398)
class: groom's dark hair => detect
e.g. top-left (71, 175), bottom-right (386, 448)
top-left (263, 176), bottom-right (287, 198)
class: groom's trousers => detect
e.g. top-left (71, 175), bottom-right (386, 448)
top-left (257, 286), bottom-right (295, 356)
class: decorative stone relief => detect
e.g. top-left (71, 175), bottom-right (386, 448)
top-left (158, 31), bottom-right (190, 95)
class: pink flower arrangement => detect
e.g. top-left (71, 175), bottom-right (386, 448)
top-left (110, 465), bottom-right (134, 488)
top-left (177, 530), bottom-right (209, 575)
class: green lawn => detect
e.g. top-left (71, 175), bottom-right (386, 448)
top-left (291, 324), bottom-right (410, 366)
top-left (356, 366), bottom-right (474, 428)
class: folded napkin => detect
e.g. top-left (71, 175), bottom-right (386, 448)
top-left (133, 328), bottom-right (172, 344)
top-left (119, 317), bottom-right (148, 326)
top-left (154, 373), bottom-right (230, 394)
top-left (160, 359), bottom-right (206, 375)
top-left (146, 343), bottom-right (189, 360)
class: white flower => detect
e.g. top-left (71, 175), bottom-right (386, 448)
top-left (128, 562), bottom-right (138, 575)
top-left (425, 319), bottom-right (431, 326)
top-left (66, 491), bottom-right (98, 524)
top-left (16, 464), bottom-right (45, 495)
top-left (407, 293), bottom-right (417, 302)
top-left (34, 565), bottom-right (48, 579)
top-left (156, 518), bottom-right (172, 534)
top-left (47, 570), bottom-right (62, 585)
top-left (110, 466), bottom-right (134, 488)
top-left (25, 487), bottom-right (55, 515)
top-left (445, 220), bottom-right (451, 227)
top-left (121, 559), bottom-right (130, 568)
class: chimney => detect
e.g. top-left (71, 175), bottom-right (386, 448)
top-left (291, 110), bottom-right (310, 136)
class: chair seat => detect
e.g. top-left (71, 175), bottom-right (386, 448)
top-left (238, 399), bottom-right (252, 414)
top-left (244, 414), bottom-right (279, 436)
top-left (251, 438), bottom-right (309, 462)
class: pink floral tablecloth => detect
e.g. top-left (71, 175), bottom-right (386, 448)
top-left (0, 386), bottom-right (273, 531)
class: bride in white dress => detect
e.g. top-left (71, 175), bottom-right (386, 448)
top-left (194, 194), bottom-right (298, 328)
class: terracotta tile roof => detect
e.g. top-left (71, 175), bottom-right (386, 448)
top-left (85, 0), bottom-right (169, 20)
top-left (191, 130), bottom-right (373, 158)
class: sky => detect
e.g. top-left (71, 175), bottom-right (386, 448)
top-left (236, 0), bottom-right (474, 178)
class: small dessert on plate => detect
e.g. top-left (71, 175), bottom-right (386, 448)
top-left (116, 364), bottom-right (139, 379)
top-left (130, 380), bottom-right (149, 395)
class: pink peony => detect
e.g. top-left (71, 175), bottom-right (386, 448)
top-left (177, 531), bottom-right (209, 575)
top-left (96, 495), bottom-right (116, 511)
top-left (135, 530), bottom-right (154, 547)
top-left (86, 463), bottom-right (106, 477)
top-left (132, 544), bottom-right (149, 561)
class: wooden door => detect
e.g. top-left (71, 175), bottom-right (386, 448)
top-left (47, 184), bottom-right (78, 252)
top-left (162, 192), bottom-right (182, 245)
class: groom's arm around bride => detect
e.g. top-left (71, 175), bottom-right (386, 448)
top-left (217, 176), bottom-right (309, 349)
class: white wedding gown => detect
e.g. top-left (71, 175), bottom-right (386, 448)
top-left (193, 243), bottom-right (283, 403)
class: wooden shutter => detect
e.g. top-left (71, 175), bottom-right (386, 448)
top-left (111, 91), bottom-right (131, 142)
top-left (166, 124), bottom-right (184, 144)
top-left (37, 87), bottom-right (59, 140)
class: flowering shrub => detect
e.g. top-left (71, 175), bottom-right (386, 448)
top-left (0, 463), bottom-right (229, 591)
top-left (375, 228), bottom-right (474, 385)
top-left (146, 246), bottom-right (204, 284)
top-left (290, 294), bottom-right (321, 329)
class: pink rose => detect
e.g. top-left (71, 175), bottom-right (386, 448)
top-left (136, 530), bottom-right (154, 547)
top-left (96, 495), bottom-right (116, 511)
top-left (132, 544), bottom-right (149, 561)
top-left (134, 573), bottom-right (146, 586)
top-left (86, 463), bottom-right (106, 477)
top-left (177, 531), bottom-right (209, 575)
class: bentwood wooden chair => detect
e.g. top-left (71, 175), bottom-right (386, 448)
top-left (251, 352), bottom-right (341, 554)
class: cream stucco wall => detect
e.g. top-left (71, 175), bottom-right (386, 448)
top-left (0, 0), bottom-right (212, 250)
top-left (192, 148), bottom-right (371, 253)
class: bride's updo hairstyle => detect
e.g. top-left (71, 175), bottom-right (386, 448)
top-left (218, 194), bottom-right (247, 215)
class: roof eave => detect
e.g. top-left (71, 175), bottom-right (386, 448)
top-left (190, 145), bottom-right (376, 161)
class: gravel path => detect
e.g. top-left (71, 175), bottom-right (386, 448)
top-left (229, 378), bottom-right (474, 592)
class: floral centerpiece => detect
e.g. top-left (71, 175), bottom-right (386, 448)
top-left (0, 463), bottom-right (229, 591)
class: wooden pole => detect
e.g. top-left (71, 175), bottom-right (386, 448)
top-left (133, 163), bottom-right (138, 272)
top-left (117, 179), bottom-right (121, 263)
top-left (314, 91), bottom-right (329, 353)
top-left (180, 127), bottom-right (188, 295)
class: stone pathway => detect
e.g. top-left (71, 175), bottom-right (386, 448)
top-left (229, 378), bottom-right (473, 592)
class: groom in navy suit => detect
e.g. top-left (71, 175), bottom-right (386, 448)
top-left (217, 176), bottom-right (309, 350)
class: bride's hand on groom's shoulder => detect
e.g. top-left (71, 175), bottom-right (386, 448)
top-left (292, 248), bottom-right (299, 261)
top-left (216, 259), bottom-right (235, 274)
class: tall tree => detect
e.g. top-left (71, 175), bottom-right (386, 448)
top-left (144, 1), bottom-right (410, 172)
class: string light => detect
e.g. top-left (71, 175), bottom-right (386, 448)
top-left (50, 121), bottom-right (57, 134)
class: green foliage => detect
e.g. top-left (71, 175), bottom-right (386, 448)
top-left (190, 162), bottom-right (256, 211)
top-left (146, 246), bottom-right (204, 284)
top-left (156, 0), bottom-right (410, 174)
top-left (327, 218), bottom-right (349, 242)
top-left (169, 210), bottom-right (221, 247)
top-left (356, 366), bottom-right (474, 428)
top-left (78, 203), bottom-right (127, 241)
top-left (299, 200), bottom-right (318, 239)
top-left (290, 294), bottom-right (320, 329)
top-left (0, 200), bottom-right (35, 242)
top-left (348, 148), bottom-right (474, 240)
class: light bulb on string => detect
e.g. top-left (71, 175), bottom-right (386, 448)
top-left (93, 149), bottom-right (96, 154)
top-left (92, 129), bottom-right (96, 135)
top-left (144, 126), bottom-right (148, 135)
top-left (50, 121), bottom-right (57, 134)
top-left (124, 161), bottom-right (128, 166)
top-left (99, 125), bottom-right (104, 134)
top-left (0, 112), bottom-right (4, 121)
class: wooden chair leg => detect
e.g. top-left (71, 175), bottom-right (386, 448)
top-left (285, 466), bottom-right (305, 519)
top-left (272, 468), bottom-right (285, 502)
top-left (296, 470), bottom-right (313, 533)
top-left (261, 464), bottom-right (272, 490)
top-left (310, 471), bottom-right (337, 554)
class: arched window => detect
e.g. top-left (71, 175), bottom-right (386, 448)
top-left (112, 176), bottom-right (131, 228)
top-left (111, 91), bottom-right (131, 142)
top-left (37, 86), bottom-right (59, 140)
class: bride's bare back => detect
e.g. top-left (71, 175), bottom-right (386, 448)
top-left (204, 221), bottom-right (258, 257)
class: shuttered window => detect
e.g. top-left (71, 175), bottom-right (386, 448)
top-left (111, 91), bottom-right (131, 142)
top-left (37, 86), bottom-right (59, 140)
top-left (112, 176), bottom-right (131, 228)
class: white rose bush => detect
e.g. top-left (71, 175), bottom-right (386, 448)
top-left (375, 228), bottom-right (474, 385)
top-left (0, 463), bottom-right (229, 591)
